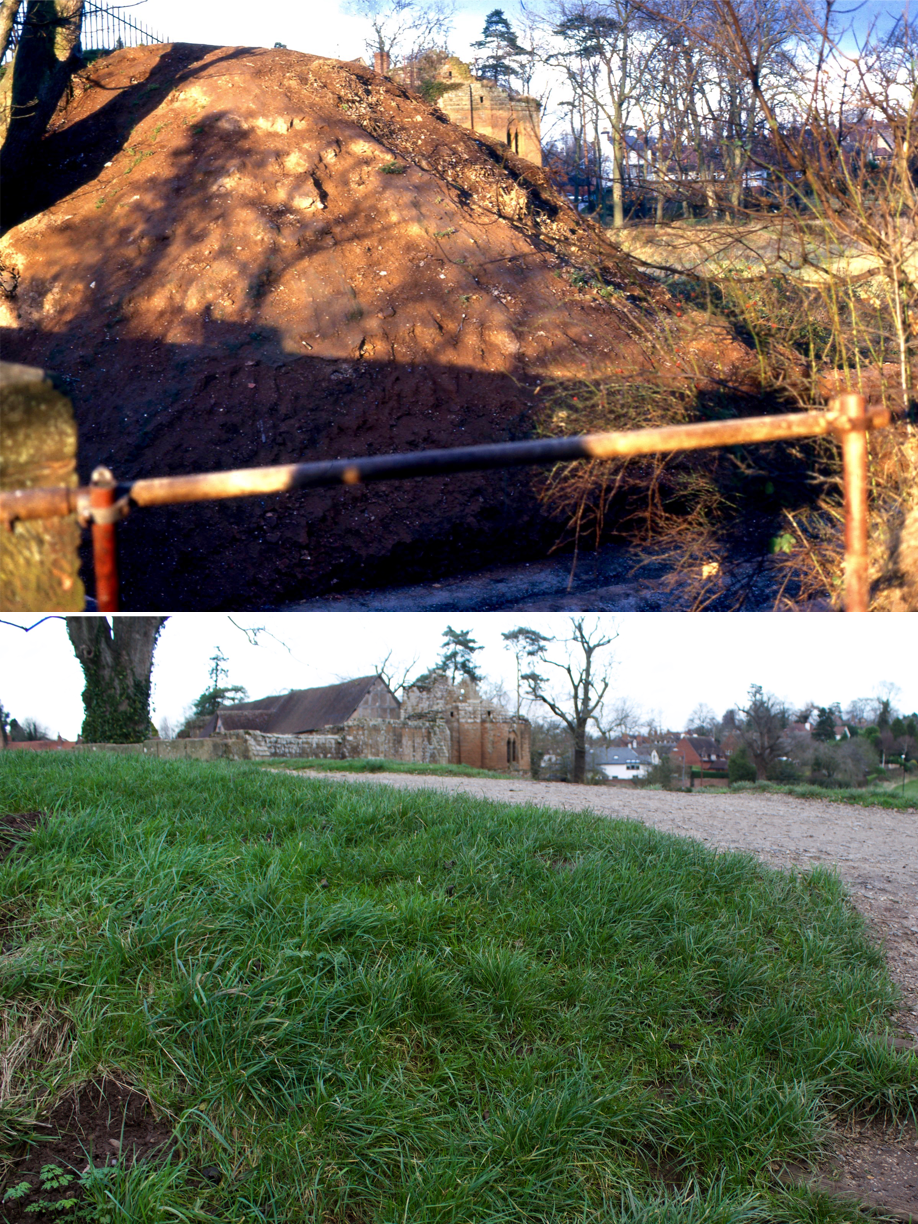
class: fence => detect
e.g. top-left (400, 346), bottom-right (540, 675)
top-left (0, 391), bottom-right (893, 613)
top-left (2, 2), bottom-right (167, 66)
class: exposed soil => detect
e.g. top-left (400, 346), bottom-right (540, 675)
top-left (282, 536), bottom-right (829, 611)
top-left (282, 771), bottom-right (918, 1216)
top-left (1, 1077), bottom-right (175, 1223)
top-left (1, 815), bottom-right (176, 1220)
top-left (0, 43), bottom-right (761, 610)
top-left (0, 811), bottom-right (44, 864)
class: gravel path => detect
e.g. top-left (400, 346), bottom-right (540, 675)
top-left (288, 772), bottom-right (918, 1033)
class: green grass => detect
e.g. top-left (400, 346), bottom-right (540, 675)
top-left (2, 753), bottom-right (915, 1223)
top-left (728, 779), bottom-right (918, 810)
top-left (260, 757), bottom-right (508, 779)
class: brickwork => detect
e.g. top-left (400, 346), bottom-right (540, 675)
top-left (434, 58), bottom-right (541, 166)
top-left (71, 678), bottom-right (528, 771)
top-left (402, 677), bottom-right (530, 772)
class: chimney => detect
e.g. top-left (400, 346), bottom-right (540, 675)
top-left (374, 50), bottom-right (391, 76)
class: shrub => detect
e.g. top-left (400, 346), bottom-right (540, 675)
top-left (728, 747), bottom-right (757, 785)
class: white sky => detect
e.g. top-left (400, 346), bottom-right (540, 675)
top-left (123, 0), bottom-right (909, 66)
top-left (121, 0), bottom-right (504, 64)
top-left (0, 613), bottom-right (914, 740)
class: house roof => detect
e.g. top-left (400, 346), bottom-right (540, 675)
top-left (596, 748), bottom-right (643, 766)
top-left (677, 736), bottom-right (723, 756)
top-left (197, 676), bottom-right (393, 736)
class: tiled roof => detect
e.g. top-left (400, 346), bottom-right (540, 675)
top-left (197, 676), bottom-right (392, 736)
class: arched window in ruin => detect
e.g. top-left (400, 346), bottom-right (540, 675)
top-left (507, 735), bottom-right (517, 763)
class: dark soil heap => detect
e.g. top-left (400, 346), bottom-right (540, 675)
top-left (0, 44), bottom-right (752, 610)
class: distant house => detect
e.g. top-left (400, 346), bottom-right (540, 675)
top-left (612, 734), bottom-right (677, 765)
top-left (595, 746), bottom-right (649, 780)
top-left (670, 736), bottom-right (728, 775)
top-left (194, 676), bottom-right (400, 737)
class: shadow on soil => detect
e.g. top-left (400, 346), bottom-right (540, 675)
top-left (3, 317), bottom-right (834, 611)
top-left (3, 323), bottom-right (555, 610)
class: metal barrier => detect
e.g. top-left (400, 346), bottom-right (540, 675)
top-left (0, 393), bottom-right (892, 612)
top-left (2, 2), bottom-right (167, 65)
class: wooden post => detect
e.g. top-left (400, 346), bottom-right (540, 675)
top-left (835, 393), bottom-right (869, 612)
top-left (0, 362), bottom-right (84, 611)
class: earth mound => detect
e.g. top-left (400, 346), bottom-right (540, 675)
top-left (0, 43), bottom-right (752, 610)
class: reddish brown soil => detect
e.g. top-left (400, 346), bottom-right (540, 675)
top-left (2, 1077), bottom-right (175, 1223)
top-left (0, 44), bottom-right (754, 610)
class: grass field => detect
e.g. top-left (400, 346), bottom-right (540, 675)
top-left (1, 752), bottom-right (916, 1223)
top-left (260, 758), bottom-right (508, 779)
top-left (726, 779), bottom-right (918, 811)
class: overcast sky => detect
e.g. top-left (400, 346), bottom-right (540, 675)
top-left (0, 613), bottom-right (914, 740)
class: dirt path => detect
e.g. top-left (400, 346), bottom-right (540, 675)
top-left (286, 771), bottom-right (918, 1217)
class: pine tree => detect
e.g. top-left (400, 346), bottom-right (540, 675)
top-left (812, 707), bottom-right (837, 742)
top-left (191, 648), bottom-right (248, 717)
top-left (437, 626), bottom-right (484, 684)
top-left (472, 8), bottom-right (525, 89)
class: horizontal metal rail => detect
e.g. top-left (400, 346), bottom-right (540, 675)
top-left (0, 395), bottom-right (891, 612)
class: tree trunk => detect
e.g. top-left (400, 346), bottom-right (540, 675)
top-left (572, 726), bottom-right (587, 784)
top-left (0, 0), bottom-right (84, 192)
top-left (66, 616), bottom-right (166, 743)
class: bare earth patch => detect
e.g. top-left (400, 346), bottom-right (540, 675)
top-left (2, 1077), bottom-right (175, 1224)
top-left (285, 771), bottom-right (918, 1217)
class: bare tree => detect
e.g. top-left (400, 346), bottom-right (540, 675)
top-left (550, 0), bottom-right (672, 225)
top-left (66, 616), bottom-right (166, 743)
top-left (521, 617), bottom-right (623, 783)
top-left (345, 0), bottom-right (455, 66)
top-left (374, 648), bottom-right (419, 698)
top-left (0, 0), bottom-right (85, 196)
top-left (0, 0), bottom-right (24, 63)
top-left (686, 702), bottom-right (719, 734)
top-left (737, 682), bottom-right (788, 779)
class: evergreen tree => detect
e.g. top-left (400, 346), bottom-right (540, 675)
top-left (812, 707), bottom-right (837, 741)
top-left (191, 648), bottom-right (248, 718)
top-left (472, 8), bottom-right (525, 88)
top-left (437, 626), bottom-right (483, 684)
top-left (728, 746), bottom-right (757, 785)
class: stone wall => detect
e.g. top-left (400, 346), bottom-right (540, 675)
top-left (71, 721), bottom-right (451, 764)
top-left (434, 58), bottom-right (542, 166)
top-left (73, 737), bottom-right (243, 760)
top-left (71, 712), bottom-right (523, 771)
top-left (0, 362), bottom-right (84, 611)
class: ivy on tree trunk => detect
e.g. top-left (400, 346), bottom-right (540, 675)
top-left (66, 617), bottom-right (166, 743)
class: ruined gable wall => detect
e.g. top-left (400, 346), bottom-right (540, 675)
top-left (434, 59), bottom-right (542, 167)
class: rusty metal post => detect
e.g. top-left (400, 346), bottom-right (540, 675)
top-left (835, 393), bottom-right (869, 612)
top-left (89, 466), bottom-right (119, 612)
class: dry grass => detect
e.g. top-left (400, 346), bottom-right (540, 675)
top-left (534, 216), bottom-right (917, 609)
top-left (0, 1002), bottom-right (74, 1166)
